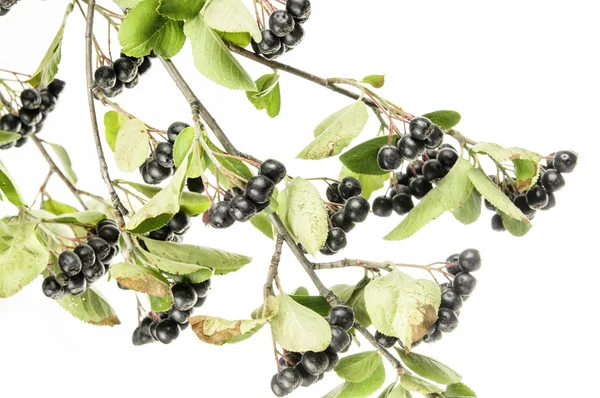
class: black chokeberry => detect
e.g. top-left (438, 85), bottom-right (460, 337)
top-left (113, 58), bottom-right (138, 83)
top-left (18, 107), bottom-right (42, 126)
top-left (328, 306), bottom-right (354, 330)
top-left (172, 283), bottom-right (198, 311)
top-left (286, 0), bottom-right (311, 18)
top-left (409, 176), bottom-right (433, 199)
top-left (324, 349), bottom-right (339, 372)
top-left (246, 175), bottom-right (275, 204)
top-left (424, 125), bottom-right (444, 149)
top-left (301, 351), bottom-right (329, 376)
top-left (453, 272), bottom-right (477, 296)
top-left (167, 121), bottom-right (190, 143)
top-left (155, 142), bottom-right (174, 168)
top-left (409, 116), bottom-right (434, 140)
top-left (259, 159), bottom-right (287, 184)
top-left (446, 254), bottom-right (461, 275)
top-left (397, 135), bottom-right (424, 160)
top-left (168, 211), bottom-right (190, 234)
top-left (137, 56), bottom-right (152, 75)
top-left (344, 196), bottom-right (370, 223)
top-left (423, 327), bottom-right (443, 343)
top-left (87, 236), bottom-right (111, 260)
top-left (42, 276), bottom-right (65, 299)
top-left (282, 22), bottom-right (305, 48)
top-left (102, 245), bottom-right (118, 265)
top-left (58, 251), bottom-right (83, 277)
top-left (338, 177), bottom-right (362, 200)
top-left (228, 195), bottom-right (257, 222)
top-left (146, 158), bottom-right (172, 182)
top-left (148, 224), bottom-right (174, 241)
top-left (526, 185), bottom-right (549, 210)
top-left (271, 374), bottom-right (290, 397)
top-left (47, 79), bottom-right (66, 97)
top-left (377, 145), bottom-right (402, 171)
top-left (437, 148), bottom-right (459, 169)
top-left (436, 308), bottom-right (459, 333)
top-left (82, 259), bottom-right (105, 283)
top-left (20, 89), bottom-right (41, 109)
top-left (440, 289), bottom-right (463, 312)
top-left (277, 367), bottom-right (302, 391)
top-left (94, 66), bottom-right (117, 89)
top-left (257, 30), bottom-right (282, 55)
top-left (541, 192), bottom-right (556, 211)
top-left (0, 114), bottom-right (21, 132)
top-left (326, 183), bottom-right (344, 203)
top-left (98, 224), bottom-right (120, 246)
top-left (391, 193), bottom-right (414, 215)
top-left (330, 211), bottom-right (355, 233)
top-left (513, 194), bottom-right (536, 220)
top-left (422, 159), bottom-right (445, 182)
top-left (374, 331), bottom-right (398, 348)
top-left (541, 169), bottom-right (565, 193)
top-left (372, 195), bottom-right (393, 217)
top-left (209, 201), bottom-right (236, 228)
top-left (168, 307), bottom-right (190, 324)
top-left (396, 172), bottom-right (411, 186)
top-left (270, 10), bottom-right (295, 37)
top-left (491, 213), bottom-right (505, 230)
top-left (296, 364), bottom-right (318, 387)
top-left (102, 79), bottom-right (124, 98)
top-left (187, 177), bottom-right (204, 193)
top-left (65, 273), bottom-right (87, 295)
top-left (126, 76), bottom-right (139, 89)
top-left (156, 319), bottom-right (180, 344)
top-left (191, 279), bottom-right (211, 298)
top-left (325, 228), bottom-right (347, 252)
top-left (553, 150), bottom-right (578, 173)
top-left (406, 161), bottom-right (423, 178)
top-left (458, 248), bottom-right (481, 272)
top-left (74, 244), bottom-right (96, 268)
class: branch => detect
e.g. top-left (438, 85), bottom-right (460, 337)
top-left (265, 234), bottom-right (284, 297)
top-left (31, 136), bottom-right (88, 210)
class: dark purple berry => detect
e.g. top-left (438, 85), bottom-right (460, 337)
top-left (330, 211), bottom-right (355, 233)
top-left (377, 145), bottom-right (402, 171)
top-left (540, 169), bottom-right (565, 193)
top-left (42, 276), bottom-right (65, 299)
top-left (167, 121), bottom-right (190, 143)
top-left (172, 283), bottom-right (198, 311)
top-left (328, 306), bottom-right (354, 330)
top-left (409, 117), bottom-right (434, 140)
top-left (187, 177), bottom-right (205, 193)
top-left (82, 259), bottom-right (105, 283)
top-left (491, 213), bottom-right (505, 231)
top-left (453, 272), bottom-right (477, 296)
top-left (326, 183), bottom-right (344, 203)
top-left (553, 150), bottom-right (577, 173)
top-left (156, 319), bottom-right (180, 344)
top-left (246, 175), bottom-right (275, 204)
top-left (259, 159), bottom-right (286, 184)
top-left (58, 251), bottom-right (83, 277)
top-left (409, 176), bottom-right (433, 199)
top-left (436, 308), bottom-right (459, 333)
top-left (270, 10), bottom-right (295, 37)
top-left (94, 66), bottom-right (117, 89)
top-left (74, 244), bottom-right (96, 268)
top-left (397, 135), bottom-right (424, 160)
top-left (20, 89), bottom-right (42, 109)
top-left (282, 22), bottom-right (304, 48)
top-left (65, 273), bottom-right (87, 295)
top-left (374, 331), bottom-right (398, 348)
top-left (372, 195), bottom-right (393, 217)
top-left (440, 289), bottom-right (463, 312)
top-left (344, 196), bottom-right (370, 223)
top-left (228, 195), bottom-right (257, 222)
top-left (256, 29), bottom-right (282, 55)
top-left (47, 79), bottom-right (66, 97)
top-left (98, 224), bottom-right (120, 246)
top-left (423, 125), bottom-right (444, 149)
top-left (458, 248), bottom-right (481, 272)
top-left (168, 211), bottom-right (190, 234)
top-left (277, 367), bottom-right (302, 391)
top-left (513, 194), bottom-right (536, 220)
top-left (437, 148), bottom-right (459, 169)
top-left (422, 159), bottom-right (446, 182)
top-left (325, 227), bottom-right (347, 253)
top-left (209, 201), bottom-right (235, 228)
top-left (191, 279), bottom-right (211, 298)
top-left (0, 114), bottom-right (22, 133)
top-left (541, 192), bottom-right (556, 211)
top-left (155, 142), bottom-right (174, 168)
top-left (338, 177), bottom-right (362, 200)
top-left (286, 0), bottom-right (311, 18)
top-left (113, 58), bottom-right (138, 83)
top-left (526, 185), bottom-right (549, 210)
top-left (301, 351), bottom-right (329, 376)
top-left (391, 193), bottom-right (413, 215)
top-left (271, 374), bottom-right (291, 397)
top-left (148, 224), bottom-right (174, 241)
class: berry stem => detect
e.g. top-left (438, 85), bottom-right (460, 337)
top-left (313, 259), bottom-right (453, 278)
top-left (264, 234), bottom-right (284, 300)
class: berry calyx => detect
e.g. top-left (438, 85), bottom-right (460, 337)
top-left (58, 251), bottom-right (83, 277)
top-left (328, 306), bottom-right (354, 330)
top-left (553, 150), bottom-right (578, 173)
top-left (209, 201), bottom-right (236, 229)
top-left (338, 177), bottom-right (362, 200)
top-left (458, 248), bottom-right (481, 272)
top-left (246, 175), bottom-right (276, 204)
top-left (259, 159), bottom-right (287, 184)
top-left (397, 135), bottom-right (425, 160)
top-left (409, 116), bottom-right (434, 140)
top-left (372, 195), bottom-right (393, 217)
top-left (301, 351), bottom-right (329, 376)
top-left (374, 331), bottom-right (398, 348)
top-left (377, 145), bottom-right (402, 171)
top-left (344, 196), bottom-right (370, 223)
top-left (172, 283), bottom-right (198, 311)
top-left (42, 276), bottom-right (65, 299)
top-left (228, 195), bottom-right (257, 222)
top-left (167, 121), bottom-right (190, 143)
top-left (270, 10), bottom-right (295, 37)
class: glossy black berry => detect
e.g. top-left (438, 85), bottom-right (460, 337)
top-left (374, 331), bottom-right (398, 348)
top-left (228, 195), bottom-right (257, 222)
top-left (526, 185), bottom-right (549, 210)
top-left (98, 224), bottom-right (120, 246)
top-left (270, 10), bottom-right (295, 37)
top-left (296, 364), bottom-right (318, 387)
top-left (101, 79), bottom-right (124, 98)
top-left (397, 135), bottom-right (425, 160)
top-left (440, 289), bottom-right (463, 312)
top-left (271, 374), bottom-right (290, 397)
top-left (409, 117), bottom-right (434, 140)
top-left (330, 211), bottom-right (355, 233)
top-left (391, 193), bottom-right (414, 215)
top-left (156, 319), bottom-right (180, 344)
top-left (187, 176), bottom-right (204, 193)
top-left (301, 351), bottom-right (329, 376)
top-left (344, 196), bottom-right (370, 223)
top-left (553, 150), bottom-right (577, 173)
top-left (458, 248), bottom-right (481, 273)
top-left (423, 327), bottom-right (443, 343)
top-left (325, 228), bottom-right (347, 252)
top-left (20, 89), bottom-right (42, 109)
top-left (148, 224), bottom-right (174, 241)
top-left (406, 161), bottom-right (423, 178)
top-left (422, 159), bottom-right (445, 182)
top-left (396, 172), bottom-right (411, 186)
top-left (453, 272), bottom-right (477, 295)
top-left (65, 273), bottom-right (87, 295)
top-left (328, 306), bottom-right (354, 330)
top-left (168, 211), bottom-right (190, 234)
top-left (94, 66), bottom-right (116, 89)
top-left (324, 349), bottom-right (340, 372)
top-left (424, 125), bottom-right (444, 149)
top-left (209, 201), bottom-right (236, 228)
top-left (125, 75), bottom-right (139, 89)
top-left (168, 307), bottom-right (190, 324)
top-left (172, 283), bottom-right (198, 311)
top-left (437, 148), bottom-right (459, 169)
top-left (491, 213), bottom-right (505, 230)
top-left (259, 159), bottom-right (286, 184)
top-left (338, 177), bottom-right (362, 200)
top-left (410, 176), bottom-right (433, 199)
top-left (74, 244), bottom-right (96, 268)
top-left (513, 194), bottom-right (536, 220)
top-left (445, 253), bottom-right (461, 275)
top-left (87, 236), bottom-right (111, 260)
top-left (541, 169), bottom-right (565, 193)
top-left (155, 142), bottom-right (174, 168)
top-left (541, 192), bottom-right (556, 211)
top-left (246, 175), bottom-right (275, 204)
top-left (82, 259), bottom-right (105, 283)
top-left (372, 195), bottom-right (393, 217)
top-left (277, 367), bottom-right (302, 391)
top-left (191, 279), bottom-right (211, 298)
top-left (326, 183), bottom-right (344, 203)
top-left (58, 251), bottom-right (83, 277)
top-left (113, 58), bottom-right (138, 83)
top-left (146, 158), bottom-right (172, 182)
top-left (282, 22), bottom-right (304, 48)
top-left (47, 79), bottom-right (66, 97)
top-left (19, 107), bottom-right (42, 126)
top-left (102, 245), bottom-right (118, 265)
top-left (137, 56), bottom-right (152, 75)
top-left (257, 30), bottom-right (282, 55)
top-left (0, 114), bottom-right (22, 133)
top-left (42, 276), bottom-right (65, 299)
top-left (167, 121), bottom-right (190, 143)
top-left (287, 0), bottom-right (311, 18)
top-left (437, 308), bottom-right (459, 333)
top-left (377, 145), bottom-right (402, 171)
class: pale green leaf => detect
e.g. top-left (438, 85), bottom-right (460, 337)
top-left (422, 110), bottom-right (462, 130)
top-left (104, 111), bottom-right (127, 152)
top-left (399, 374), bottom-right (443, 394)
top-left (339, 165), bottom-right (388, 200)
top-left (203, 0), bottom-right (261, 42)
top-left (499, 210), bottom-right (532, 237)
top-left (361, 74), bottom-right (385, 88)
top-left (57, 287), bottom-right (120, 326)
top-left (450, 189), bottom-right (481, 225)
top-left (335, 351), bottom-right (382, 383)
top-left (40, 211), bottom-right (106, 225)
top-left (445, 383), bottom-right (477, 397)
top-left (387, 385), bottom-right (412, 398)
top-left (246, 73), bottom-right (281, 118)
top-left (396, 349), bottom-right (462, 385)
top-left (149, 294), bottom-right (173, 312)
top-left (143, 250), bottom-right (213, 279)
top-left (43, 198), bottom-right (78, 215)
top-left (322, 362), bottom-right (386, 398)
top-left (0, 158), bottom-right (24, 206)
top-left (250, 212), bottom-right (275, 239)
top-left (173, 126), bottom-right (195, 168)
top-left (0, 131), bottom-right (20, 146)
top-left (157, 0), bottom-right (205, 20)
top-left (190, 316), bottom-right (266, 345)
top-left (218, 30), bottom-right (252, 47)
top-left (46, 142), bottom-right (77, 185)
top-left (113, 0), bottom-right (141, 8)
top-left (114, 119), bottom-right (150, 172)
top-left (110, 262), bottom-right (172, 298)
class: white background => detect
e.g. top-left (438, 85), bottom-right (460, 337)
top-left (1, 1), bottom-right (599, 397)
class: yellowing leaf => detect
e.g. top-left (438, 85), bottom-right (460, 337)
top-left (114, 119), bottom-right (149, 172)
top-left (190, 316), bottom-right (266, 345)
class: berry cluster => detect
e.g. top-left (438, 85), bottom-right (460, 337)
top-left (139, 121), bottom-right (185, 185)
top-left (372, 143), bottom-right (459, 218)
top-left (141, 210), bottom-right (191, 244)
top-left (208, 159), bottom-right (286, 229)
top-left (321, 177), bottom-right (371, 256)
top-left (271, 305), bottom-right (354, 396)
top-left (132, 279), bottom-right (211, 345)
top-left (251, 0), bottom-right (311, 60)
top-left (423, 248), bottom-right (481, 344)
top-left (0, 0), bottom-right (19, 16)
top-left (487, 150), bottom-right (578, 231)
top-left (0, 79), bottom-right (65, 150)
top-left (93, 52), bottom-right (153, 98)
top-left (41, 219), bottom-right (121, 299)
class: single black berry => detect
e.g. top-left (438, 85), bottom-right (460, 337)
top-left (257, 30), bottom-right (282, 55)
top-left (453, 272), bottom-right (477, 295)
top-left (282, 22), bottom-right (305, 48)
top-left (440, 289), bottom-right (463, 312)
top-left (271, 374), bottom-right (290, 397)
top-left (82, 259), bottom-right (105, 283)
top-left (168, 211), bottom-right (190, 234)
top-left (397, 135), bottom-right (425, 160)
top-left (328, 306), bottom-right (354, 330)
top-left (409, 176), bottom-right (433, 199)
top-left (423, 125), bottom-right (444, 149)
top-left (101, 79), bottom-right (124, 98)
top-left (540, 169), bottom-right (565, 193)
top-left (491, 213), bottom-right (505, 231)
top-left (391, 193), bottom-right (414, 215)
top-left (210, 201), bottom-right (236, 229)
top-left (20, 89), bottom-right (42, 109)
top-left (372, 195), bottom-right (393, 217)
top-left (168, 307), bottom-right (190, 324)
top-left (437, 148), bottom-right (459, 169)
top-left (187, 177), bottom-right (205, 193)
top-left (270, 10), bottom-right (295, 37)
top-left (406, 161), bottom-right (423, 178)
top-left (94, 66), bottom-right (117, 89)
top-left (137, 56), bottom-right (152, 75)
top-left (0, 114), bottom-right (22, 132)
top-left (296, 364), bottom-right (318, 387)
top-left (191, 279), bottom-right (211, 298)
top-left (98, 224), bottom-right (120, 246)
top-left (155, 142), bottom-right (174, 168)
top-left (423, 327), bottom-right (443, 343)
top-left (246, 175), bottom-right (275, 204)
top-left (125, 75), bottom-right (139, 89)
top-left (286, 0), bottom-right (311, 18)
top-left (146, 158), bottom-right (173, 182)
top-left (330, 211), bottom-right (355, 233)
top-left (74, 244), bottom-right (96, 268)
top-left (47, 79), bottom-right (66, 97)
top-left (409, 116), bottom-right (434, 140)
top-left (228, 195), bottom-right (257, 222)
top-left (301, 351), bottom-right (329, 376)
top-left (87, 236), bottom-right (111, 260)
top-left (113, 58), bottom-right (138, 83)
top-left (172, 283), bottom-right (198, 311)
top-left (437, 308), bottom-right (459, 333)
top-left (19, 107), bottom-right (42, 126)
top-left (338, 177), bottom-right (362, 200)
top-left (42, 276), bottom-right (65, 299)
top-left (422, 159), bottom-right (446, 182)
top-left (344, 196), bottom-right (370, 223)
top-left (148, 224), bottom-right (174, 241)
top-left (324, 349), bottom-right (339, 372)
top-left (277, 367), bottom-right (302, 391)
top-left (65, 273), bottom-right (87, 295)
top-left (553, 150), bottom-right (577, 173)
top-left (377, 145), bottom-right (402, 171)
top-left (326, 183), bottom-right (345, 203)
top-left (156, 319), bottom-right (180, 344)
top-left (167, 121), bottom-right (190, 143)
top-left (259, 159), bottom-right (287, 184)
top-left (325, 228), bottom-right (347, 252)
top-left (513, 194), bottom-right (536, 220)
top-left (374, 331), bottom-right (398, 348)
top-left (396, 172), bottom-right (411, 186)
top-left (58, 251), bottom-right (83, 277)
top-left (458, 248), bottom-right (481, 273)
top-left (526, 185), bottom-right (549, 210)
top-left (446, 253), bottom-right (462, 275)
top-left (541, 192), bottom-right (556, 211)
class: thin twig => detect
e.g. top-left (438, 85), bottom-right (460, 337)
top-left (265, 235), bottom-right (284, 297)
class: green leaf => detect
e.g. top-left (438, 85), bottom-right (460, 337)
top-left (347, 283), bottom-right (371, 327)
top-left (184, 13), bottom-right (256, 90)
top-left (190, 316), bottom-right (266, 345)
top-left (364, 269), bottom-right (441, 350)
top-left (339, 165), bottom-right (388, 200)
top-left (250, 212), bottom-right (275, 239)
top-left (114, 119), bottom-right (150, 172)
top-left (271, 293), bottom-right (331, 352)
top-left (251, 295), bottom-right (279, 320)
top-left (384, 159), bottom-right (474, 240)
top-left (46, 142), bottom-right (77, 185)
top-left (41, 211), bottom-right (106, 225)
top-left (57, 287), bottom-right (120, 326)
top-left (290, 294), bottom-right (330, 316)
top-left (126, 158), bottom-right (188, 233)
top-left (297, 101), bottom-right (369, 159)
top-left (400, 374), bottom-right (443, 394)
top-left (157, 0), bottom-right (205, 20)
top-left (0, 131), bottom-right (20, 146)
top-left (27, 3), bottom-right (74, 87)
top-left (114, 0), bottom-right (141, 8)
top-left (278, 178), bottom-right (328, 255)
top-left (109, 262), bottom-right (172, 298)
top-left (0, 221), bottom-right (49, 298)
top-left (322, 362), bottom-right (386, 398)
top-left (203, 0), bottom-right (261, 42)
top-left (141, 238), bottom-right (252, 275)
top-left (291, 286), bottom-right (309, 296)
top-left (470, 142), bottom-right (542, 191)
top-left (173, 126), bottom-right (195, 168)
top-left (218, 31), bottom-right (251, 47)
top-left (396, 349), bottom-right (462, 385)
top-left (149, 294), bottom-right (173, 312)
top-left (467, 167), bottom-right (529, 223)
top-left (361, 74), bottom-right (385, 88)
top-left (246, 73), bottom-right (281, 118)
top-left (450, 189), bottom-right (481, 225)
top-left (387, 385), bottom-right (412, 398)
top-left (499, 210), bottom-right (532, 237)
top-left (104, 111), bottom-right (127, 152)
top-left (0, 159), bottom-right (24, 206)
top-left (340, 136), bottom-right (396, 176)
top-left (335, 351), bottom-right (382, 383)
top-left (377, 383), bottom-right (398, 398)
top-left (119, 0), bottom-right (186, 58)
top-left (445, 383), bottom-right (477, 397)
top-left (204, 138), bottom-right (253, 187)
top-left (43, 198), bottom-right (78, 215)
top-left (422, 110), bottom-right (462, 130)
top-left (144, 250), bottom-right (213, 279)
